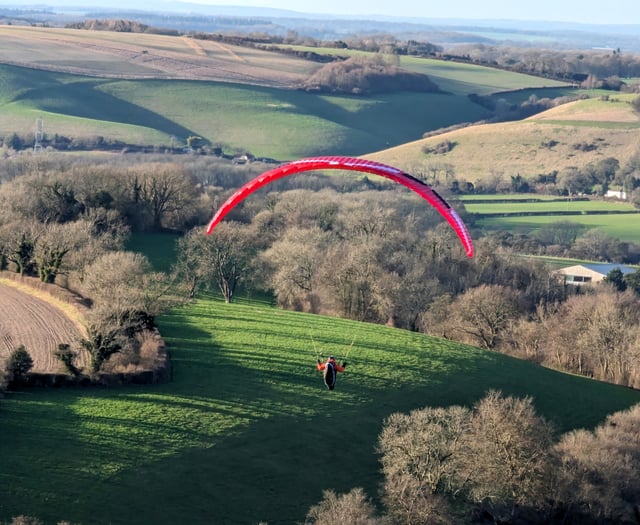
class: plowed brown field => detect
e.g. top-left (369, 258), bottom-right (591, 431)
top-left (0, 26), bottom-right (318, 87)
top-left (0, 281), bottom-right (89, 373)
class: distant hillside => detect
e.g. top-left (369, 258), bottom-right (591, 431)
top-left (1, 25), bottom-right (627, 160)
top-left (6, 2), bottom-right (640, 51)
top-left (0, 25), bottom-right (317, 86)
top-left (368, 94), bottom-right (640, 184)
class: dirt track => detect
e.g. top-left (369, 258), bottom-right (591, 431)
top-left (0, 282), bottom-right (89, 373)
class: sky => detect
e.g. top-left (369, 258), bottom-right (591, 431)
top-left (177, 0), bottom-right (640, 25)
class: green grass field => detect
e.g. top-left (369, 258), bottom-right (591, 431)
top-left (457, 195), bottom-right (640, 243)
top-left (2, 294), bottom-right (640, 524)
top-left (460, 194), bottom-right (562, 201)
top-left (269, 46), bottom-right (571, 96)
top-left (0, 63), bottom-right (490, 159)
top-left (464, 199), bottom-right (637, 214)
top-left (475, 213), bottom-right (640, 243)
top-left (125, 232), bottom-right (181, 273)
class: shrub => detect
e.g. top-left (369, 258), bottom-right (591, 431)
top-left (80, 328), bottom-right (122, 373)
top-left (6, 345), bottom-right (34, 385)
top-left (54, 343), bottom-right (80, 376)
top-left (7, 517), bottom-right (43, 525)
top-left (305, 488), bottom-right (380, 525)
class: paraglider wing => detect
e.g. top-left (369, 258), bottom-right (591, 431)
top-left (206, 156), bottom-right (474, 257)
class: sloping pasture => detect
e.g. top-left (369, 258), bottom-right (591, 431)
top-left (398, 55), bottom-right (571, 95)
top-left (267, 45), bottom-right (571, 96)
top-left (0, 26), bottom-right (317, 86)
top-left (368, 94), bottom-right (640, 181)
top-left (0, 63), bottom-right (489, 158)
top-left (0, 26), bottom-right (578, 159)
top-left (1, 295), bottom-right (639, 524)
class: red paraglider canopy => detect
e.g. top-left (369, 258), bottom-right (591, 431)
top-left (206, 156), bottom-right (474, 257)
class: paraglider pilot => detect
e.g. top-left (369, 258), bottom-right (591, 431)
top-left (317, 356), bottom-right (347, 390)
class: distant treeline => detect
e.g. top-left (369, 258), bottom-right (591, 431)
top-left (193, 31), bottom-right (640, 90)
top-left (63, 18), bottom-right (640, 91)
top-left (300, 55), bottom-right (442, 95)
top-left (66, 18), bottom-right (180, 36)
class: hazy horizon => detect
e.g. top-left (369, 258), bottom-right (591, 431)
top-left (3, 0), bottom-right (640, 26)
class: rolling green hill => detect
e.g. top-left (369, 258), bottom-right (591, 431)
top-left (0, 26), bottom-right (577, 159)
top-left (1, 295), bottom-right (639, 525)
top-left (267, 45), bottom-right (571, 96)
top-left (0, 62), bottom-right (491, 159)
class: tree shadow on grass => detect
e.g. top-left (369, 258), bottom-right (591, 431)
top-left (14, 79), bottom-right (199, 142)
top-left (53, 346), bottom-right (640, 525)
top-left (4, 301), bottom-right (636, 525)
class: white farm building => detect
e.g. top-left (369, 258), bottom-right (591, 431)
top-left (554, 263), bottom-right (637, 285)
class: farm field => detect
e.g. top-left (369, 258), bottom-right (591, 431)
top-left (0, 63), bottom-right (488, 159)
top-left (399, 56), bottom-right (570, 95)
top-left (463, 198), bottom-right (637, 214)
top-left (0, 26), bottom-right (583, 159)
top-left (2, 294), bottom-right (640, 524)
top-left (475, 213), bottom-right (640, 242)
top-left (0, 278), bottom-right (89, 372)
top-left (0, 26), bottom-right (317, 86)
top-left (269, 45), bottom-right (571, 96)
top-left (368, 94), bottom-right (640, 182)
top-left (456, 194), bottom-right (640, 242)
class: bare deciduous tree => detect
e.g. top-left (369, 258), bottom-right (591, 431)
top-left (320, 240), bottom-right (386, 322)
top-left (33, 221), bottom-right (93, 283)
top-left (378, 406), bottom-right (466, 524)
top-left (174, 229), bottom-right (211, 298)
top-left (175, 223), bottom-right (255, 303)
top-left (553, 403), bottom-right (640, 523)
top-left (542, 288), bottom-right (640, 387)
top-left (459, 391), bottom-right (554, 513)
top-left (131, 163), bottom-right (201, 231)
top-left (304, 488), bottom-right (380, 525)
top-left (0, 221), bottom-right (37, 276)
top-left (81, 250), bottom-right (175, 321)
top-left (259, 227), bottom-right (329, 311)
top-left (377, 392), bottom-right (554, 523)
top-left (445, 284), bottom-right (523, 349)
